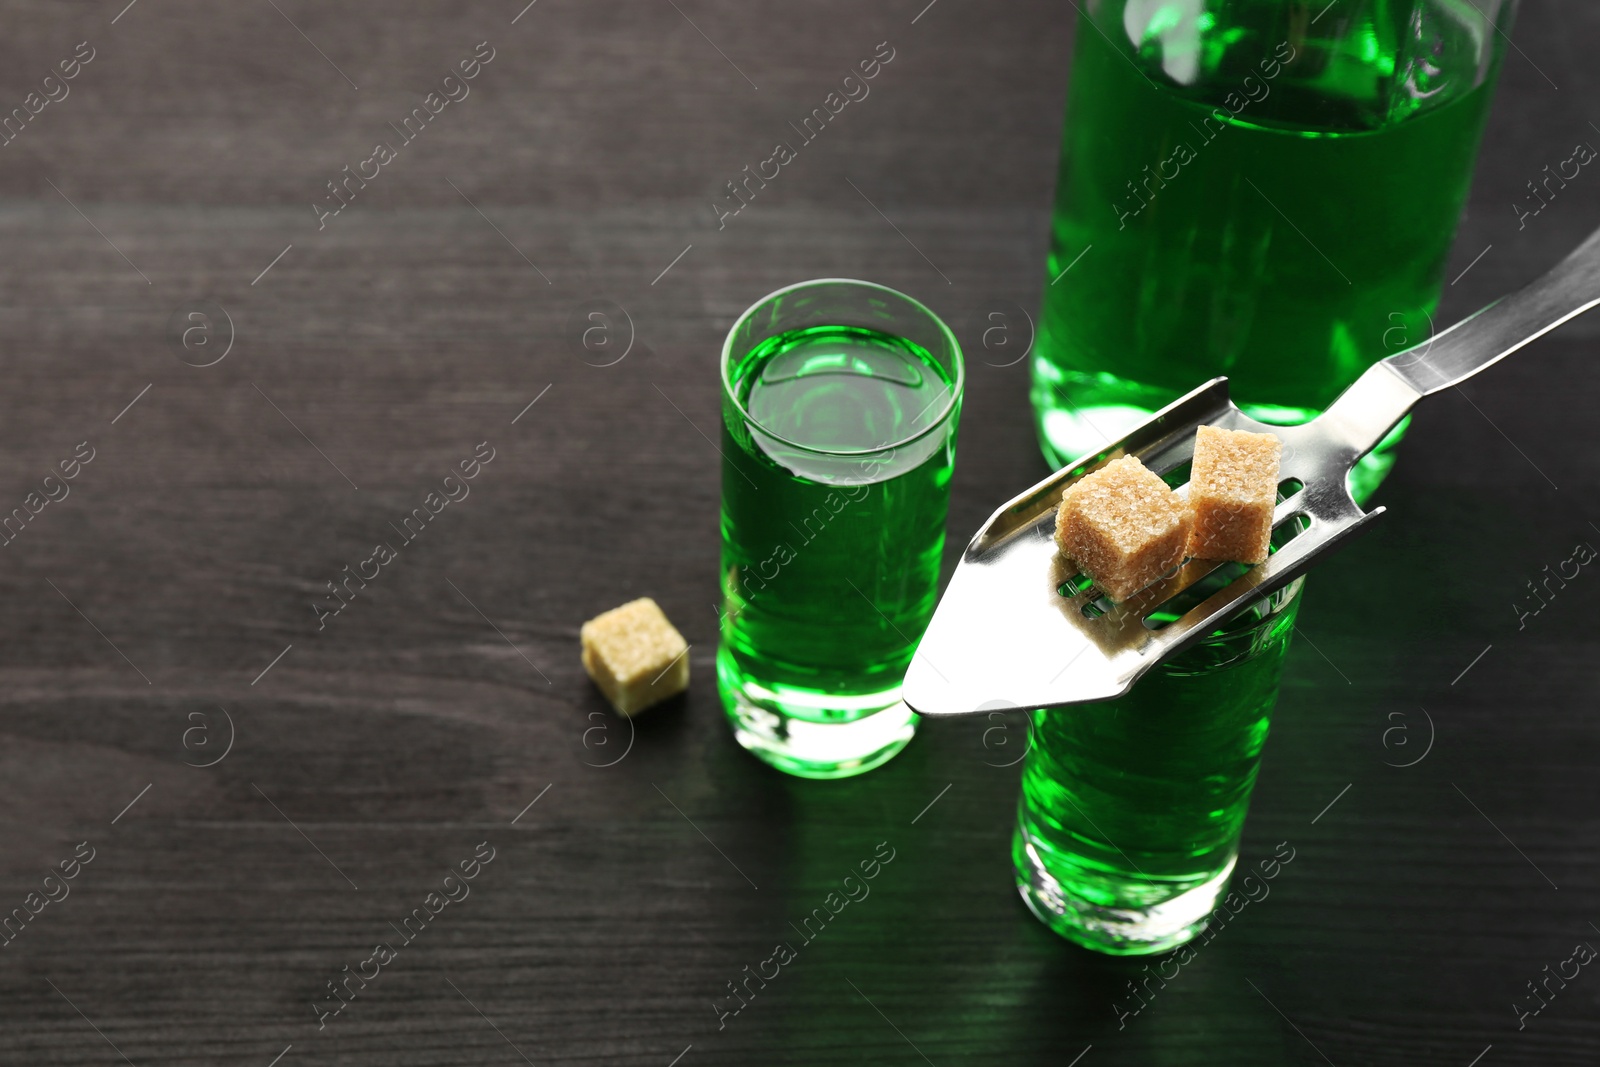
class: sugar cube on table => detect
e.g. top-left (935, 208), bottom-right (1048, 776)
top-left (1054, 456), bottom-right (1194, 602)
top-left (580, 598), bottom-right (689, 716)
top-left (1187, 425), bottom-right (1282, 564)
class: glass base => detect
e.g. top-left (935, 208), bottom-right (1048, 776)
top-left (1012, 827), bottom-right (1233, 956)
top-left (1032, 370), bottom-right (1409, 505)
top-left (718, 645), bottom-right (916, 779)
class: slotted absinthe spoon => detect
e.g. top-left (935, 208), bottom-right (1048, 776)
top-left (903, 225), bottom-right (1600, 717)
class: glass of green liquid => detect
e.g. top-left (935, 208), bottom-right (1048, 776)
top-left (719, 280), bottom-right (963, 779)
top-left (1014, 575), bottom-right (1303, 954)
top-left (1033, 0), bottom-right (1515, 501)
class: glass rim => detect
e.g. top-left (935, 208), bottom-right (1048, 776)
top-left (1223, 572), bottom-right (1303, 631)
top-left (1173, 573), bottom-right (1305, 664)
top-left (719, 277), bottom-right (966, 458)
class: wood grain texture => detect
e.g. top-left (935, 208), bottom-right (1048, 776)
top-left (0, 1), bottom-right (1595, 1064)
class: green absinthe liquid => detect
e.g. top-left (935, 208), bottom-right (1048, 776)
top-left (1033, 1), bottom-right (1504, 500)
top-left (720, 325), bottom-right (958, 722)
top-left (1014, 581), bottom-right (1302, 954)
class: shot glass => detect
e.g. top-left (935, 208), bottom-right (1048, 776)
top-left (1013, 576), bottom-right (1304, 954)
top-left (718, 279), bottom-right (963, 779)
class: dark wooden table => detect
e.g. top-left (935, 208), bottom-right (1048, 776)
top-left (0, 2), bottom-right (1596, 1064)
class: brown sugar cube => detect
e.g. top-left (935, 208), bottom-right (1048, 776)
top-left (1054, 456), bottom-right (1194, 602)
top-left (1186, 425), bottom-right (1282, 564)
top-left (580, 598), bottom-right (689, 716)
